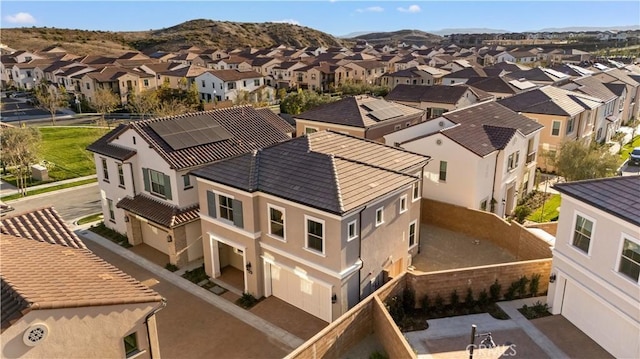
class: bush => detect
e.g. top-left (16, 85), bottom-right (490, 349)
top-left (518, 301), bottom-right (551, 320)
top-left (369, 351), bottom-right (388, 359)
top-left (465, 288), bottom-right (475, 308)
top-left (237, 293), bottom-right (258, 308)
top-left (504, 281), bottom-right (519, 301)
top-left (402, 286), bottom-right (416, 312)
top-left (182, 264), bottom-right (208, 284)
top-left (449, 290), bottom-right (460, 309)
top-left (477, 289), bottom-right (490, 309)
top-left (517, 276), bottom-right (530, 298)
top-left (421, 294), bottom-right (430, 310)
top-left (385, 295), bottom-right (405, 323)
top-left (514, 205), bottom-right (532, 224)
top-left (433, 294), bottom-right (445, 314)
top-left (489, 280), bottom-right (501, 302)
top-left (165, 263), bottom-right (178, 272)
top-left (529, 274), bottom-right (541, 297)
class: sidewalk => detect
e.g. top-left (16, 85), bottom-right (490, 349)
top-left (0, 174), bottom-right (97, 197)
top-left (75, 226), bottom-right (305, 351)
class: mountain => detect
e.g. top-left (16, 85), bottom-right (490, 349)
top-left (429, 28), bottom-right (509, 36)
top-left (339, 31), bottom-right (373, 39)
top-left (350, 30), bottom-right (442, 46)
top-left (0, 19), bottom-right (348, 55)
top-left (534, 25), bottom-right (640, 32)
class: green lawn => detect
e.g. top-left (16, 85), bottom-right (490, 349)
top-left (620, 135), bottom-right (640, 161)
top-left (38, 127), bottom-right (107, 181)
top-left (527, 194), bottom-right (561, 223)
top-left (1, 178), bottom-right (97, 202)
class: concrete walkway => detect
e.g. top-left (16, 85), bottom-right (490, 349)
top-left (75, 228), bottom-right (305, 350)
top-left (1, 174), bottom-right (97, 198)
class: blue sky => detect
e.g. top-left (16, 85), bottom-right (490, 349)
top-left (1, 1), bottom-right (639, 36)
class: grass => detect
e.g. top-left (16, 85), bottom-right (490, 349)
top-left (1, 178), bottom-right (97, 202)
top-left (182, 264), bottom-right (209, 284)
top-left (518, 301), bottom-right (552, 320)
top-left (77, 213), bottom-right (103, 225)
top-left (620, 135), bottom-right (640, 161)
top-left (38, 127), bottom-right (107, 181)
top-left (527, 194), bottom-right (561, 223)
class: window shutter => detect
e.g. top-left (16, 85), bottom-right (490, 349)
top-left (142, 168), bottom-right (150, 192)
top-left (163, 174), bottom-right (172, 200)
top-left (232, 199), bottom-right (244, 228)
top-left (207, 191), bottom-right (217, 218)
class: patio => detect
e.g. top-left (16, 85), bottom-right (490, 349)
top-left (250, 297), bottom-right (328, 340)
top-left (411, 224), bottom-right (517, 272)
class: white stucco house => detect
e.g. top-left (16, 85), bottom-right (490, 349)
top-left (384, 101), bottom-right (543, 217)
top-left (195, 69), bottom-right (274, 103)
top-left (548, 176), bottom-right (640, 359)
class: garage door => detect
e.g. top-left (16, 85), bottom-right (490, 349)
top-left (561, 280), bottom-right (637, 358)
top-left (141, 223), bottom-right (169, 255)
top-left (268, 263), bottom-right (331, 322)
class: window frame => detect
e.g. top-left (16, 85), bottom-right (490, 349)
top-left (117, 163), bottom-right (125, 187)
top-left (399, 195), bottom-right (408, 214)
top-left (267, 204), bottom-right (286, 241)
top-left (375, 207), bottom-right (384, 227)
top-left (412, 181), bottom-right (421, 202)
top-left (439, 160), bottom-right (448, 182)
top-left (304, 215), bottom-right (325, 256)
top-left (615, 233), bottom-right (640, 283)
top-left (304, 126), bottom-right (319, 134)
top-left (218, 194), bottom-right (235, 222)
top-left (148, 169), bottom-right (167, 198)
top-left (347, 220), bottom-right (358, 241)
top-left (107, 198), bottom-right (115, 222)
top-left (123, 332), bottom-right (139, 358)
top-left (566, 117), bottom-right (575, 134)
top-left (570, 212), bottom-right (595, 256)
top-left (551, 120), bottom-right (561, 136)
top-left (182, 174), bottom-right (192, 189)
top-left (101, 158), bottom-right (109, 182)
top-left (408, 220), bottom-right (418, 248)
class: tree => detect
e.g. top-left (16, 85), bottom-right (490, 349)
top-left (0, 127), bottom-right (42, 196)
top-left (91, 88), bottom-right (120, 127)
top-left (550, 140), bottom-right (620, 181)
top-left (34, 80), bottom-right (68, 126)
top-left (127, 89), bottom-right (159, 121)
top-left (280, 89), bottom-right (338, 115)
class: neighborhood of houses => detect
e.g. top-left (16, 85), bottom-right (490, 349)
top-left (1, 38), bottom-right (639, 359)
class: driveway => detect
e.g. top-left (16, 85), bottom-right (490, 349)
top-left (83, 239), bottom-right (290, 359)
top-left (5, 183), bottom-right (101, 222)
top-left (620, 160), bottom-right (640, 176)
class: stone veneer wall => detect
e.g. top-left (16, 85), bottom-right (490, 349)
top-left (421, 199), bottom-right (553, 260)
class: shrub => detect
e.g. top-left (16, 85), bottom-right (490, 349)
top-left (433, 294), bottom-right (445, 314)
top-left (386, 295), bottom-right (405, 323)
top-left (529, 273), bottom-right (541, 297)
top-left (489, 280), bottom-right (501, 302)
top-left (238, 293), bottom-right (258, 308)
top-left (504, 281), bottom-right (519, 301)
top-left (477, 289), bottom-right (490, 309)
top-left (465, 288), bottom-right (475, 308)
top-left (369, 351), bottom-right (388, 359)
top-left (165, 263), bottom-right (178, 272)
top-left (514, 205), bottom-right (532, 224)
top-left (518, 301), bottom-right (551, 319)
top-left (449, 290), bottom-right (460, 309)
top-left (421, 294), bottom-right (430, 310)
top-left (402, 286), bottom-right (416, 312)
top-left (517, 276), bottom-right (530, 298)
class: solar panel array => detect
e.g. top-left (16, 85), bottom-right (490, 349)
top-left (149, 116), bottom-right (233, 150)
top-left (362, 99), bottom-right (406, 121)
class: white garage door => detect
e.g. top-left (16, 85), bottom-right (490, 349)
top-left (562, 280), bottom-right (637, 358)
top-left (141, 223), bottom-right (169, 255)
top-left (269, 264), bottom-right (331, 322)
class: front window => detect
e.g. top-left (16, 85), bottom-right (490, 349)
top-left (347, 220), bottom-right (357, 241)
top-left (399, 195), bottom-right (408, 214)
top-left (305, 127), bottom-right (318, 134)
top-left (439, 161), bottom-right (447, 181)
top-left (572, 214), bottom-right (593, 254)
top-left (149, 170), bottom-right (166, 197)
top-left (375, 207), bottom-right (384, 226)
top-left (412, 181), bottom-right (420, 201)
top-left (117, 163), bottom-right (125, 187)
top-left (227, 82), bottom-right (235, 90)
top-left (551, 121), bottom-right (561, 136)
top-left (107, 198), bottom-right (115, 221)
top-left (123, 332), bottom-right (138, 358)
top-left (409, 221), bottom-right (417, 247)
top-left (619, 238), bottom-right (640, 282)
top-left (306, 217), bottom-right (324, 253)
top-left (101, 158), bottom-right (109, 181)
top-left (566, 117), bottom-right (575, 134)
top-left (269, 205), bottom-right (285, 239)
top-left (254, 79), bottom-right (260, 86)
top-left (219, 195), bottom-right (234, 221)
top-left (182, 174), bottom-right (192, 189)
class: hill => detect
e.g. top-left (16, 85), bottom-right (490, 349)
top-left (351, 29), bottom-right (442, 46)
top-left (0, 19), bottom-right (348, 55)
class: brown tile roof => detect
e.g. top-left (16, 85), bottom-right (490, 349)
top-left (295, 95), bottom-right (423, 128)
top-left (1, 235), bottom-right (163, 331)
top-left (192, 131), bottom-right (429, 214)
top-left (128, 106), bottom-right (292, 170)
top-left (386, 84), bottom-right (472, 104)
top-left (254, 108), bottom-right (294, 134)
top-left (117, 195), bottom-right (199, 228)
top-left (1, 207), bottom-right (86, 249)
top-left (206, 69), bottom-right (263, 81)
top-left (86, 124), bottom-right (137, 161)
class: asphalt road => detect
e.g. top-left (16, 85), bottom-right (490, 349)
top-left (8, 183), bottom-right (101, 222)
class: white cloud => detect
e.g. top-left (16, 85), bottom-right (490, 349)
top-left (397, 5), bottom-right (421, 13)
top-left (4, 12), bottom-right (36, 24)
top-left (272, 19), bottom-right (301, 26)
top-left (356, 6), bottom-right (384, 13)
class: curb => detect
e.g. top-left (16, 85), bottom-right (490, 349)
top-left (4, 182), bottom-right (98, 203)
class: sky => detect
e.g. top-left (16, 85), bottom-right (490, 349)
top-left (1, 1), bottom-right (639, 36)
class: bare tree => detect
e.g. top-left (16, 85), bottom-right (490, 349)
top-left (128, 89), bottom-right (159, 121)
top-left (91, 88), bottom-right (120, 127)
top-left (0, 127), bottom-right (42, 196)
top-left (34, 80), bottom-right (68, 126)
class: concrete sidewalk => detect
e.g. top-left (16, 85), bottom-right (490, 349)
top-left (1, 174), bottom-right (97, 197)
top-left (75, 227), bottom-right (305, 351)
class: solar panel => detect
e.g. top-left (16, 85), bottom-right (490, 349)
top-left (370, 107), bottom-right (405, 121)
top-left (362, 99), bottom-right (393, 112)
top-left (149, 116), bottom-right (233, 150)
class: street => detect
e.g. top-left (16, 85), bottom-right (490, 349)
top-left (7, 183), bottom-right (101, 222)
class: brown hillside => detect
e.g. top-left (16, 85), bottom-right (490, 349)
top-left (352, 29), bottom-right (442, 46)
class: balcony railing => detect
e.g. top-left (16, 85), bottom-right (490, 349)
top-left (526, 151), bottom-right (536, 164)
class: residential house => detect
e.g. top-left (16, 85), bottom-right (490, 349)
top-left (384, 101), bottom-right (543, 216)
top-left (192, 130), bottom-right (430, 322)
top-left (464, 76), bottom-right (531, 100)
top-left (156, 64), bottom-right (209, 90)
top-left (380, 66), bottom-right (448, 90)
top-left (215, 56), bottom-right (253, 71)
top-left (0, 207), bottom-right (165, 359)
top-left (592, 68), bottom-right (640, 124)
top-left (385, 84), bottom-right (494, 118)
top-left (548, 176), bottom-right (640, 359)
top-left (271, 61), bottom-right (306, 89)
top-left (503, 67), bottom-right (571, 86)
top-left (78, 66), bottom-right (155, 106)
top-left (343, 60), bottom-right (386, 85)
top-left (86, 106), bottom-right (293, 267)
top-left (195, 69), bottom-right (272, 103)
top-left (499, 86), bottom-right (604, 171)
top-left (294, 95), bottom-right (425, 141)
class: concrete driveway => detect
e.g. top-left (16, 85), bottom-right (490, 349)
top-left (620, 160), bottom-right (640, 176)
top-left (83, 240), bottom-right (290, 359)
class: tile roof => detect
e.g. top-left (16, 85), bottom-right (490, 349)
top-left (205, 69), bottom-right (263, 81)
top-left (444, 67), bottom-right (488, 79)
top-left (128, 106), bottom-right (292, 170)
top-left (465, 76), bottom-right (520, 95)
top-left (386, 84), bottom-right (471, 104)
top-left (192, 131), bottom-right (429, 214)
top-left (254, 108), bottom-right (294, 134)
top-left (498, 86), bottom-right (602, 117)
top-left (438, 102), bottom-right (543, 157)
top-left (86, 124), bottom-right (137, 161)
top-left (295, 95), bottom-right (423, 128)
top-left (117, 195), bottom-right (199, 228)
top-left (554, 176), bottom-right (640, 227)
top-left (1, 235), bottom-right (163, 331)
top-left (1, 207), bottom-right (86, 249)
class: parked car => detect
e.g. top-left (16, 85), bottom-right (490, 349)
top-left (630, 147), bottom-right (640, 166)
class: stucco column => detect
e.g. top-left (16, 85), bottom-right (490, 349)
top-left (171, 226), bottom-right (188, 268)
top-left (127, 215), bottom-right (143, 246)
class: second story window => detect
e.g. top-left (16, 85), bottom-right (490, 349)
top-left (412, 181), bottom-right (420, 201)
top-left (101, 158), bottom-right (109, 182)
top-left (219, 195), bottom-right (234, 221)
top-left (409, 221), bottom-right (417, 247)
top-left (123, 332), bottom-right (139, 358)
top-left (182, 175), bottom-right (192, 189)
top-left (375, 207), bottom-right (384, 227)
top-left (254, 79), bottom-right (260, 86)
top-left (399, 195), bottom-right (408, 214)
top-left (618, 237), bottom-right (640, 282)
top-left (439, 161), bottom-right (448, 181)
top-left (566, 117), bottom-right (575, 134)
top-left (142, 168), bottom-right (172, 200)
top-left (306, 216), bottom-right (324, 254)
top-left (268, 205), bottom-right (285, 240)
top-left (206, 192), bottom-right (244, 228)
top-left (347, 220), bottom-right (358, 241)
top-left (572, 214), bottom-right (594, 254)
top-left (551, 121), bottom-right (561, 136)
top-left (117, 163), bottom-right (125, 187)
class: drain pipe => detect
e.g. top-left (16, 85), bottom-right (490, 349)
top-left (490, 151), bottom-right (500, 214)
top-left (356, 206), bottom-right (366, 302)
top-left (144, 298), bottom-right (167, 358)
